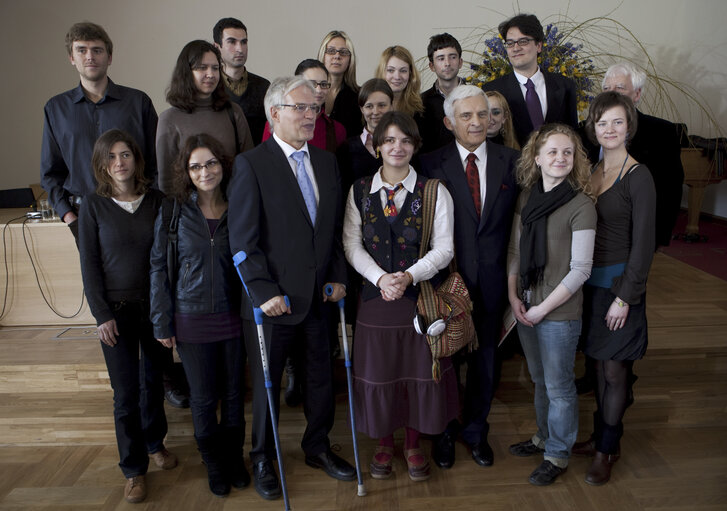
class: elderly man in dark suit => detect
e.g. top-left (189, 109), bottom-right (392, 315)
top-left (483, 13), bottom-right (578, 147)
top-left (601, 62), bottom-right (684, 249)
top-left (228, 76), bottom-right (355, 501)
top-left (420, 85), bottom-right (519, 469)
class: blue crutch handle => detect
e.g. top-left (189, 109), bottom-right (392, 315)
top-left (324, 284), bottom-right (345, 309)
top-left (234, 251), bottom-right (290, 325)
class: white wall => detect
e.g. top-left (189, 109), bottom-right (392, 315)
top-left (2, 0), bottom-right (726, 216)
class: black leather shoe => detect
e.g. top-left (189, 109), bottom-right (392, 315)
top-left (529, 460), bottom-right (566, 486)
top-left (509, 439), bottom-right (545, 457)
top-left (470, 440), bottom-right (494, 467)
top-left (432, 431), bottom-right (456, 469)
top-left (164, 388), bottom-right (189, 408)
top-left (252, 459), bottom-right (281, 500)
top-left (305, 450), bottom-right (356, 481)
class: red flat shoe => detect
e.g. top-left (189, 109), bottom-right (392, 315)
top-left (370, 445), bottom-right (393, 479)
top-left (404, 448), bottom-right (431, 482)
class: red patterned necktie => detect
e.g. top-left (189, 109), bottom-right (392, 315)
top-left (466, 153), bottom-right (481, 215)
top-left (384, 184), bottom-right (403, 222)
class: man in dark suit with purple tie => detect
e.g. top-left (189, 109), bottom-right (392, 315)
top-left (228, 76), bottom-right (355, 501)
top-left (483, 13), bottom-right (578, 147)
top-left (420, 85), bottom-right (519, 469)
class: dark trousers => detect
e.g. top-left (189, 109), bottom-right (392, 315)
top-left (100, 301), bottom-right (168, 478)
top-left (176, 337), bottom-right (245, 440)
top-left (244, 307), bottom-right (334, 463)
top-left (459, 300), bottom-right (500, 445)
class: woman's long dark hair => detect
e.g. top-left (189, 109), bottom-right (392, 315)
top-left (92, 129), bottom-right (149, 198)
top-left (166, 40), bottom-right (229, 113)
top-left (172, 134), bottom-right (232, 201)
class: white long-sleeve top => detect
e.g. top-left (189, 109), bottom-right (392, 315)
top-left (343, 167), bottom-right (454, 287)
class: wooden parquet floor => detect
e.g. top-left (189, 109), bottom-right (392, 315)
top-left (0, 253), bottom-right (726, 510)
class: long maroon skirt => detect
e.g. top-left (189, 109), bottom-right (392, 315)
top-left (352, 295), bottom-right (458, 439)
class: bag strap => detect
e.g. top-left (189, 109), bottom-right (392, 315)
top-left (226, 104), bottom-right (240, 152)
top-left (417, 179), bottom-right (440, 330)
top-left (418, 179), bottom-right (439, 260)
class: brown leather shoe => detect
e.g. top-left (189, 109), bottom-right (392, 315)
top-left (585, 451), bottom-right (620, 486)
top-left (150, 448), bottom-right (178, 470)
top-left (572, 437), bottom-right (596, 457)
top-left (124, 475), bottom-right (147, 503)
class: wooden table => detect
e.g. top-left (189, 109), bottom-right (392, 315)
top-left (0, 209), bottom-right (93, 326)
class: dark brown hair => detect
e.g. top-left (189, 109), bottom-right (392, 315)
top-left (65, 22), bottom-right (113, 55)
top-left (172, 134), bottom-right (232, 201)
top-left (372, 111), bottom-right (422, 153)
top-left (92, 129), bottom-right (149, 198)
top-left (166, 40), bottom-right (228, 113)
top-left (585, 91), bottom-right (638, 146)
top-left (358, 78), bottom-right (394, 107)
top-left (498, 14), bottom-right (544, 44)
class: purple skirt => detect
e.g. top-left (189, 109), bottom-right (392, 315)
top-left (352, 295), bottom-right (458, 438)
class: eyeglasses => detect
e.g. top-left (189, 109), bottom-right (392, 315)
top-left (277, 103), bottom-right (321, 114)
top-left (324, 47), bottom-right (351, 57)
top-left (503, 37), bottom-right (535, 48)
top-left (309, 80), bottom-right (331, 90)
top-left (188, 159), bottom-right (220, 172)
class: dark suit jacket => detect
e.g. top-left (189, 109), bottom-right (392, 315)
top-left (630, 111), bottom-right (684, 247)
top-left (483, 71), bottom-right (578, 147)
top-left (228, 138), bottom-right (346, 324)
top-left (419, 141), bottom-right (519, 334)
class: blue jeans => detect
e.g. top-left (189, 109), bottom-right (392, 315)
top-left (517, 319), bottom-right (580, 466)
top-left (176, 337), bottom-right (245, 440)
top-left (101, 301), bottom-right (168, 478)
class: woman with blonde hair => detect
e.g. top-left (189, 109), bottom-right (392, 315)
top-left (485, 90), bottom-right (520, 150)
top-left (375, 46), bottom-right (424, 118)
top-left (506, 123), bottom-right (596, 486)
top-left (317, 30), bottom-right (362, 137)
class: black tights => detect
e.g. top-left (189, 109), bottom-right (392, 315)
top-left (592, 359), bottom-right (633, 453)
top-left (594, 359), bottom-right (632, 426)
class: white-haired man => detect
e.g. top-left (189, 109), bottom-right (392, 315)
top-left (420, 85), bottom-right (519, 470)
top-left (228, 76), bottom-right (354, 501)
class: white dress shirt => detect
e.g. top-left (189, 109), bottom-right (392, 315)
top-left (343, 167), bottom-right (454, 287)
top-left (454, 140), bottom-right (488, 214)
top-left (514, 68), bottom-right (548, 119)
top-left (272, 132), bottom-right (319, 204)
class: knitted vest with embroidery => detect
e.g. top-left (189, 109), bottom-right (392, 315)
top-left (352, 174), bottom-right (427, 301)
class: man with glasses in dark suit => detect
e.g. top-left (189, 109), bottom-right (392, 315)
top-left (483, 13), bottom-right (578, 147)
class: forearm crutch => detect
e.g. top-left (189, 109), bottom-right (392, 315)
top-left (234, 252), bottom-right (291, 511)
top-left (325, 285), bottom-right (366, 497)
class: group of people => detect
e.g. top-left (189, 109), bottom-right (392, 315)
top-left (39, 12), bottom-right (684, 505)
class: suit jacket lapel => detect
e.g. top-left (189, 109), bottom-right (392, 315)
top-left (505, 73), bottom-right (533, 136)
top-left (309, 148), bottom-right (330, 232)
top-left (264, 139), bottom-right (315, 228)
top-left (544, 72), bottom-right (564, 123)
top-left (442, 145), bottom-right (480, 225)
top-left (480, 141), bottom-right (505, 232)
